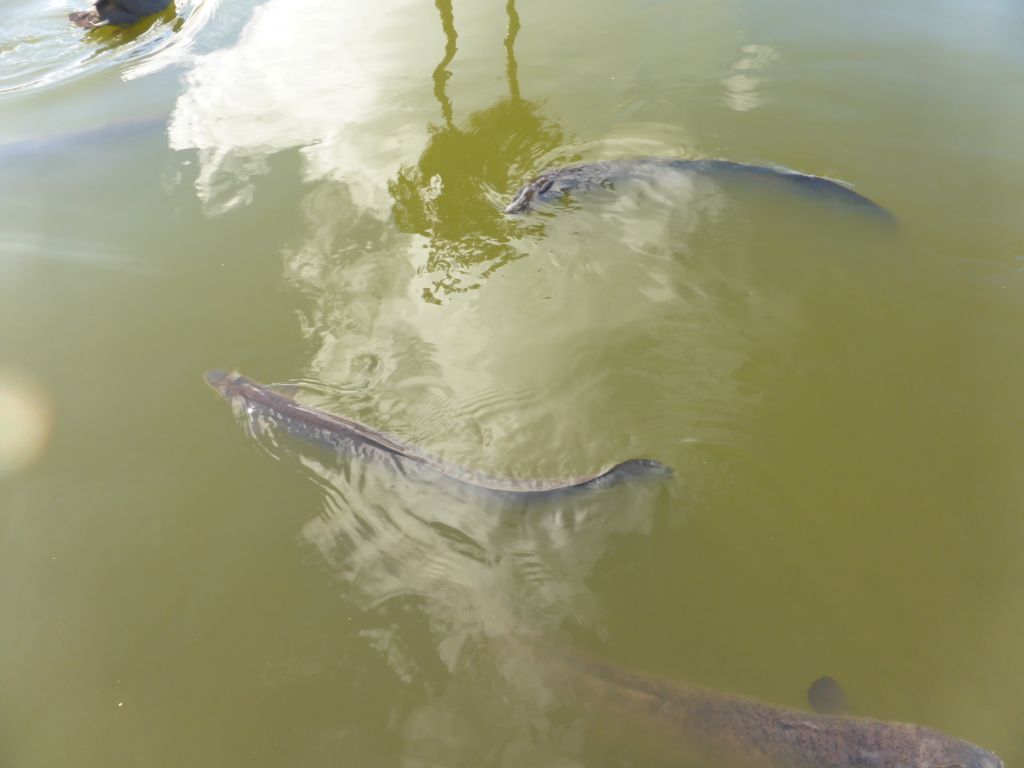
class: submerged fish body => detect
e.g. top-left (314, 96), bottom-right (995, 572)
top-left (205, 370), bottom-right (672, 499)
top-left (504, 157), bottom-right (894, 221)
top-left (545, 648), bottom-right (1003, 768)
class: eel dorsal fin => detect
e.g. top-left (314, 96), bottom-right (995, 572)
top-left (808, 676), bottom-right (849, 715)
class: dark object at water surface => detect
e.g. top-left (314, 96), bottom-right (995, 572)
top-left (808, 675), bottom-right (850, 715)
top-left (205, 370), bottom-right (672, 499)
top-left (69, 0), bottom-right (171, 28)
top-left (505, 157), bottom-right (893, 221)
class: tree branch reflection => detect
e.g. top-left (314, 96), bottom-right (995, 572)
top-left (390, 0), bottom-right (562, 303)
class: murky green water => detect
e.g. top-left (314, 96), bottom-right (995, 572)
top-left (2, 0), bottom-right (1023, 765)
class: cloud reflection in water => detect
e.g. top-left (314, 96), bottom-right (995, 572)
top-left (169, 0), bottom-right (442, 215)
top-left (294, 434), bottom-right (662, 767)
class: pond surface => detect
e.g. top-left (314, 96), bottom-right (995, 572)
top-left (1, 1), bottom-right (1023, 766)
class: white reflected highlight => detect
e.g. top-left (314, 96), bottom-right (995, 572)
top-left (300, 449), bottom-right (660, 666)
top-left (288, 434), bottom-right (666, 765)
top-left (123, 0), bottom-right (224, 79)
top-left (168, 0), bottom-right (441, 215)
top-left (722, 43), bottom-right (778, 112)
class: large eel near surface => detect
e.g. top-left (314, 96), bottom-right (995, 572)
top-left (505, 158), bottom-right (894, 222)
top-left (205, 370), bottom-right (672, 498)
top-left (69, 0), bottom-right (172, 28)
top-left (542, 646), bottom-right (1003, 768)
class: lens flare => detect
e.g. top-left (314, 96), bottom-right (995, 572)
top-left (0, 372), bottom-right (52, 478)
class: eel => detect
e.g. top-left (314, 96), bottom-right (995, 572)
top-left (70, 0), bottom-right (172, 28)
top-left (205, 370), bottom-right (672, 498)
top-left (505, 158), bottom-right (894, 221)
top-left (541, 646), bottom-right (1003, 768)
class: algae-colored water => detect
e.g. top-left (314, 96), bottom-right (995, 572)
top-left (1, 1), bottom-right (1022, 766)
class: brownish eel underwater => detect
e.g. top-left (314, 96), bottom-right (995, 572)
top-left (541, 646), bottom-right (1003, 768)
top-left (505, 157), bottom-right (895, 223)
top-left (205, 370), bottom-right (671, 499)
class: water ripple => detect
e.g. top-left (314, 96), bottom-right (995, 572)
top-left (0, 0), bottom-right (212, 100)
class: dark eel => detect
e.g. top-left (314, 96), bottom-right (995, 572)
top-left (205, 370), bottom-right (672, 498)
top-left (70, 0), bottom-right (172, 28)
top-left (542, 646), bottom-right (1004, 768)
top-left (505, 158), bottom-right (894, 221)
